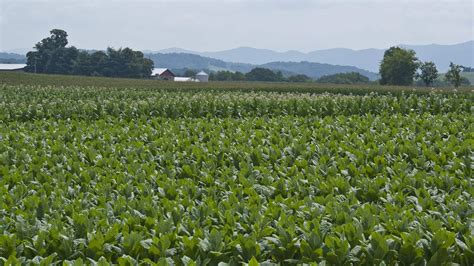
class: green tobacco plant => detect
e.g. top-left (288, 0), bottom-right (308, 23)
top-left (0, 84), bottom-right (472, 264)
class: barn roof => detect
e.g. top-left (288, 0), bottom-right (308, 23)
top-left (174, 77), bottom-right (195, 82)
top-left (0, 64), bottom-right (26, 70)
top-left (152, 68), bottom-right (171, 76)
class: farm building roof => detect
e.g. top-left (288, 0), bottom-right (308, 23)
top-left (0, 64), bottom-right (26, 70)
top-left (174, 77), bottom-right (195, 82)
top-left (152, 68), bottom-right (171, 76)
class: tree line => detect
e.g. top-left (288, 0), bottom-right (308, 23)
top-left (205, 48), bottom-right (471, 87)
top-left (209, 68), bottom-right (372, 84)
top-left (208, 51), bottom-right (469, 87)
top-left (379, 46), bottom-right (469, 87)
top-left (208, 68), bottom-right (287, 82)
top-left (25, 29), bottom-right (153, 78)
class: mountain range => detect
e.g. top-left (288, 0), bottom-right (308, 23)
top-left (145, 53), bottom-right (379, 80)
top-left (0, 52), bottom-right (27, 63)
top-left (155, 41), bottom-right (474, 73)
top-left (2, 41), bottom-right (472, 79)
top-left (0, 50), bottom-right (379, 80)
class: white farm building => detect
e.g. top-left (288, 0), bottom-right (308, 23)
top-left (174, 77), bottom-right (195, 82)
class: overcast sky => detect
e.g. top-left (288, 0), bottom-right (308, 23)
top-left (0, 0), bottom-right (472, 53)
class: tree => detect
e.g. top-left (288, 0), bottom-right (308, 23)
top-left (245, 68), bottom-right (282, 82)
top-left (209, 71), bottom-right (247, 81)
top-left (89, 51), bottom-right (109, 76)
top-left (46, 47), bottom-right (79, 74)
top-left (417, 61), bottom-right (438, 87)
top-left (211, 71), bottom-right (233, 81)
top-left (36, 29), bottom-right (69, 50)
top-left (232, 71), bottom-right (246, 81)
top-left (379, 47), bottom-right (419, 86)
top-left (25, 29), bottom-right (75, 74)
top-left (78, 47), bottom-right (154, 78)
top-left (72, 51), bottom-right (93, 75)
top-left (445, 62), bottom-right (463, 88)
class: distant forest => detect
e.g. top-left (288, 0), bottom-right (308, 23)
top-left (207, 69), bottom-right (373, 84)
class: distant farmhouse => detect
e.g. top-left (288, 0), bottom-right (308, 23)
top-left (152, 68), bottom-right (209, 82)
top-left (152, 68), bottom-right (176, 80)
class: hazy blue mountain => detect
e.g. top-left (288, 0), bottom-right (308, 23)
top-left (147, 47), bottom-right (196, 54)
top-left (200, 47), bottom-right (307, 65)
top-left (261, 61), bottom-right (378, 80)
top-left (0, 52), bottom-right (26, 63)
top-left (2, 48), bottom-right (30, 55)
top-left (156, 47), bottom-right (307, 65)
top-left (305, 48), bottom-right (384, 73)
top-left (7, 41), bottom-right (471, 73)
top-left (157, 41), bottom-right (473, 72)
top-left (0, 52), bottom-right (26, 60)
top-left (8, 41), bottom-right (468, 78)
top-left (145, 53), bottom-right (378, 80)
top-left (400, 41), bottom-right (473, 72)
top-left (145, 53), bottom-right (254, 73)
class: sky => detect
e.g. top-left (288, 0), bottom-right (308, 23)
top-left (0, 0), bottom-right (472, 53)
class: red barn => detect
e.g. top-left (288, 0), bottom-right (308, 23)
top-left (152, 68), bottom-right (175, 80)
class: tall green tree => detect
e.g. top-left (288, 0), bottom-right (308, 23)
top-left (417, 61), bottom-right (438, 87)
top-left (379, 47), bottom-right (419, 86)
top-left (25, 29), bottom-right (77, 74)
top-left (40, 29), bottom-right (69, 50)
top-left (445, 62), bottom-right (463, 88)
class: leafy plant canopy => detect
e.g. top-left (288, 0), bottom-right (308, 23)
top-left (0, 83), bottom-right (473, 265)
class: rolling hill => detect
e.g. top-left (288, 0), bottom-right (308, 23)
top-left (156, 41), bottom-right (474, 72)
top-left (0, 52), bottom-right (26, 63)
top-left (260, 61), bottom-right (378, 80)
top-left (145, 53), bottom-right (379, 80)
top-left (145, 53), bottom-right (253, 73)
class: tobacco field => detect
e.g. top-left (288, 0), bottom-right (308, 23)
top-left (0, 84), bottom-right (473, 265)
